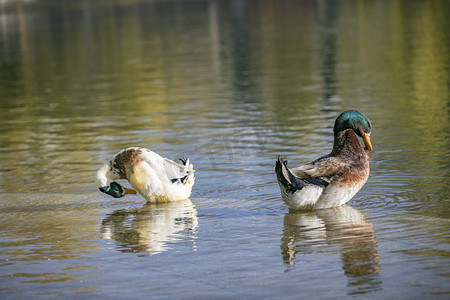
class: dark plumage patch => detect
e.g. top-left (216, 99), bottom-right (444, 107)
top-left (170, 174), bottom-right (189, 184)
top-left (276, 157), bottom-right (330, 194)
top-left (275, 157), bottom-right (304, 193)
top-left (333, 110), bottom-right (372, 138)
top-left (303, 177), bottom-right (329, 187)
top-left (99, 182), bottom-right (125, 198)
top-left (111, 148), bottom-right (144, 179)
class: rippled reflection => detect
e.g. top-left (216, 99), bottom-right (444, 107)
top-left (101, 200), bottom-right (198, 256)
top-left (0, 0), bottom-right (448, 297)
top-left (281, 205), bottom-right (381, 295)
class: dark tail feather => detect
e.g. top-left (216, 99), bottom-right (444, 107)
top-left (171, 175), bottom-right (189, 184)
top-left (275, 157), bottom-right (305, 193)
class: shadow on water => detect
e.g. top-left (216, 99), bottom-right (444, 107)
top-left (281, 205), bottom-right (381, 295)
top-left (101, 199), bottom-right (198, 256)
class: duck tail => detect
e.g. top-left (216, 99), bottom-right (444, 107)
top-left (275, 157), bottom-right (305, 193)
top-left (179, 157), bottom-right (189, 166)
top-left (179, 157), bottom-right (194, 171)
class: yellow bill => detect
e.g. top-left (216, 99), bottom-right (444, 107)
top-left (362, 132), bottom-right (372, 151)
top-left (122, 186), bottom-right (137, 195)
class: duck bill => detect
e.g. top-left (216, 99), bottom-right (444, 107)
top-left (362, 132), bottom-right (372, 151)
top-left (122, 186), bottom-right (137, 195)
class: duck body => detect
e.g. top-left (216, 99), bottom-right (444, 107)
top-left (275, 110), bottom-right (372, 210)
top-left (96, 147), bottom-right (194, 202)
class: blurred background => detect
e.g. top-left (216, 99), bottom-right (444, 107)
top-left (0, 0), bottom-right (449, 298)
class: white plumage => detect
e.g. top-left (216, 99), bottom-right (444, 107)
top-left (96, 147), bottom-right (195, 202)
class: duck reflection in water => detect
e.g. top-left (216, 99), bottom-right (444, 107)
top-left (101, 199), bottom-right (198, 256)
top-left (281, 205), bottom-right (381, 295)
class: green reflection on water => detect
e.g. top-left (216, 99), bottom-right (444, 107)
top-left (0, 0), bottom-right (449, 297)
top-left (0, 0), bottom-right (448, 224)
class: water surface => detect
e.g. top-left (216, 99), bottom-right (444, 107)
top-left (1, 0), bottom-right (449, 298)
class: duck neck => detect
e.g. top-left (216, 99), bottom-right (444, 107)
top-left (331, 129), bottom-right (367, 159)
top-left (96, 164), bottom-right (111, 188)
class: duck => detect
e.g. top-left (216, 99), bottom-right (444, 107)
top-left (96, 147), bottom-right (195, 202)
top-left (275, 110), bottom-right (372, 210)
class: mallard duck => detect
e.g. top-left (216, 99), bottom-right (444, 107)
top-left (96, 147), bottom-right (195, 202)
top-left (275, 110), bottom-right (372, 210)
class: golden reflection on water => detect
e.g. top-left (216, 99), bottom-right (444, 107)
top-left (0, 194), bottom-right (101, 261)
top-left (0, 0), bottom-right (449, 298)
top-left (2, 0), bottom-right (449, 160)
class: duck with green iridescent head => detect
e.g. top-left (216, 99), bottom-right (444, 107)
top-left (96, 147), bottom-right (195, 203)
top-left (275, 110), bottom-right (373, 210)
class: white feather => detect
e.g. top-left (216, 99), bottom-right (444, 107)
top-left (130, 148), bottom-right (195, 202)
top-left (315, 181), bottom-right (366, 209)
top-left (279, 183), bottom-right (324, 209)
top-left (98, 147), bottom-right (195, 202)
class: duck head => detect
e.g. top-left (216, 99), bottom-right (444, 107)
top-left (99, 182), bottom-right (137, 198)
top-left (334, 110), bottom-right (372, 151)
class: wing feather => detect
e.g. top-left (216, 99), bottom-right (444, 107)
top-left (290, 155), bottom-right (348, 183)
top-left (163, 158), bottom-right (192, 183)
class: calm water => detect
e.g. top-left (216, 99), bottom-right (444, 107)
top-left (1, 0), bottom-right (449, 298)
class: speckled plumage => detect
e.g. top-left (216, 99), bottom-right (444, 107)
top-left (275, 110), bottom-right (372, 210)
top-left (97, 147), bottom-right (195, 202)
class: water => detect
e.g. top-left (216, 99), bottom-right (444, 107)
top-left (1, 0), bottom-right (449, 298)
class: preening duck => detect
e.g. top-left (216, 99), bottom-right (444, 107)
top-left (96, 147), bottom-right (194, 202)
top-left (275, 110), bottom-right (372, 210)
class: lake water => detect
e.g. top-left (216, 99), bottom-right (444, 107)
top-left (1, 0), bottom-right (449, 298)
